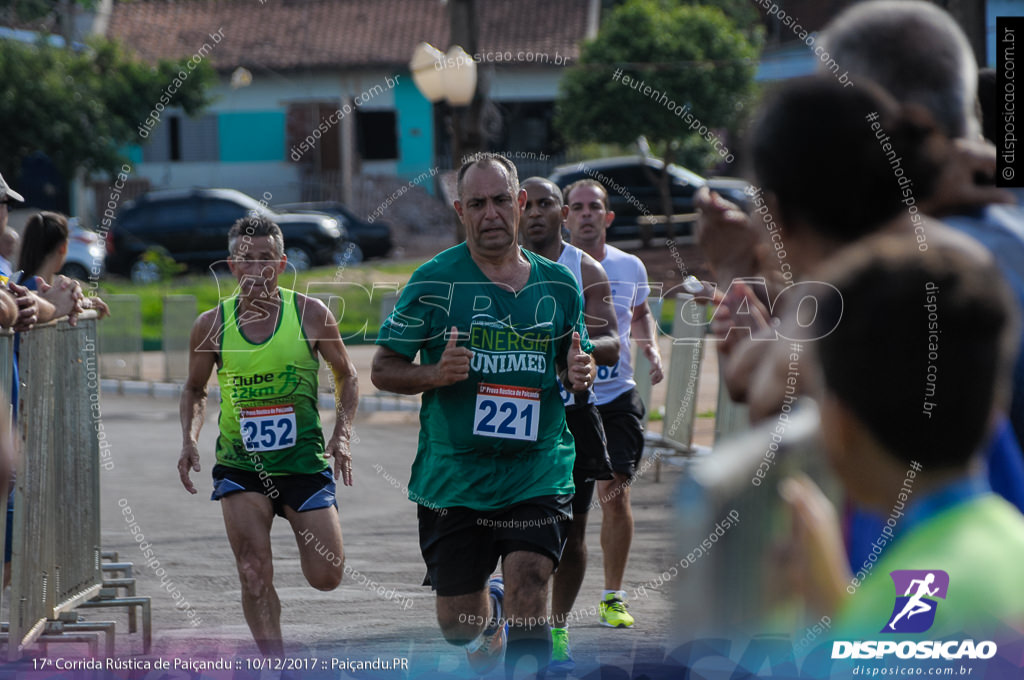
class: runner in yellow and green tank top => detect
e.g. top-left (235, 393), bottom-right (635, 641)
top-left (178, 216), bottom-right (359, 656)
top-left (216, 287), bottom-right (326, 476)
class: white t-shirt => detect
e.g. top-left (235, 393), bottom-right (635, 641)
top-left (593, 244), bottom-right (650, 405)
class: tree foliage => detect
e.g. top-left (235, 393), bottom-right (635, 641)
top-left (0, 36), bottom-right (216, 182)
top-left (556, 0), bottom-right (759, 171)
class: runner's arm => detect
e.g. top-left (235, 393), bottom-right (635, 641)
top-left (579, 252), bottom-right (620, 366)
top-left (631, 300), bottom-right (664, 385)
top-left (299, 295), bottom-right (358, 486)
top-left (372, 328), bottom-right (471, 395)
top-left (178, 309), bottom-right (219, 494)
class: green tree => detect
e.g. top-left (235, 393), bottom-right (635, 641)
top-left (556, 0), bottom-right (759, 243)
top-left (0, 36), bottom-right (216, 183)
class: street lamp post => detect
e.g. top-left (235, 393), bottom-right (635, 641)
top-left (410, 42), bottom-right (482, 241)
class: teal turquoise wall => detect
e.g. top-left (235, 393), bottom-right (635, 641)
top-left (219, 112), bottom-right (286, 162)
top-left (394, 72), bottom-right (435, 191)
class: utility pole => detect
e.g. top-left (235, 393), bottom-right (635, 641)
top-left (448, 0), bottom-right (484, 242)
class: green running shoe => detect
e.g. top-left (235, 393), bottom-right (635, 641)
top-left (599, 592), bottom-right (634, 628)
top-left (548, 627), bottom-right (575, 674)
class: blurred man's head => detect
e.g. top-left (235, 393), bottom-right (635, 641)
top-left (520, 177), bottom-right (567, 253)
top-left (227, 215), bottom-right (286, 297)
top-left (811, 237), bottom-right (1018, 506)
top-left (821, 0), bottom-right (979, 139)
top-left (228, 215), bottom-right (284, 260)
top-left (564, 179), bottom-right (614, 250)
top-left (747, 75), bottom-right (948, 276)
top-left (454, 153), bottom-right (525, 259)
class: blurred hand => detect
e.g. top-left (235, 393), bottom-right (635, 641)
top-left (8, 282), bottom-right (38, 332)
top-left (696, 187), bottom-right (763, 282)
top-left (920, 138), bottom-right (1015, 216)
top-left (643, 344), bottom-right (664, 385)
top-left (326, 435), bottom-right (353, 486)
top-left (778, 474), bottom-right (851, 617)
top-left (710, 281), bottom-right (773, 358)
top-left (38, 275), bottom-right (84, 326)
top-left (435, 327), bottom-right (473, 386)
top-left (83, 295), bottom-right (111, 319)
top-left (178, 442), bottom-right (201, 494)
top-left (566, 331), bottom-right (595, 391)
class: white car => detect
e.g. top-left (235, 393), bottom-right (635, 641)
top-left (60, 217), bottom-right (106, 281)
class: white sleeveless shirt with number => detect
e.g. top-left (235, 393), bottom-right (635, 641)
top-left (593, 244), bottom-right (650, 405)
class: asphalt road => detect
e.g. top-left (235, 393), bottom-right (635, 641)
top-left (87, 393), bottom-right (687, 677)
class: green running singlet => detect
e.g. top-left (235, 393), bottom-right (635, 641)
top-left (377, 244), bottom-right (590, 511)
top-left (215, 288), bottom-right (326, 475)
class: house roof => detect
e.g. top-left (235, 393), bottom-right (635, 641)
top-left (107, 0), bottom-right (594, 72)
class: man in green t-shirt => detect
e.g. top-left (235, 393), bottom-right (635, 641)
top-left (372, 153), bottom-right (596, 677)
top-left (178, 216), bottom-right (359, 656)
top-left (781, 236), bottom-right (1024, 641)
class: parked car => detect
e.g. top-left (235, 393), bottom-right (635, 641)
top-left (548, 156), bottom-right (751, 240)
top-left (60, 217), bottom-right (106, 281)
top-left (275, 201), bottom-right (393, 260)
top-left (108, 188), bottom-right (356, 283)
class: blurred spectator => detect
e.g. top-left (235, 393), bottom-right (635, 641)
top-left (18, 211), bottom-right (69, 287)
top-left (782, 236), bottom-right (1024, 638)
top-left (701, 74), bottom-right (1024, 578)
top-left (0, 229), bottom-right (19, 275)
top-left (822, 0), bottom-right (1024, 451)
top-left (16, 212), bottom-right (108, 315)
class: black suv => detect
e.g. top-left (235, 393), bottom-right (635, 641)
top-left (108, 188), bottom-right (354, 282)
top-left (548, 156), bottom-right (750, 240)
top-left (275, 201), bottom-right (393, 261)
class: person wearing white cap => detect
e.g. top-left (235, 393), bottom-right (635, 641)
top-left (0, 172), bottom-right (25, 205)
top-left (0, 173), bottom-right (24, 276)
top-left (0, 172), bottom-right (87, 328)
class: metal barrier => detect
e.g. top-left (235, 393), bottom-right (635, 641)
top-left (7, 315), bottom-right (105, 660)
top-left (98, 295), bottom-right (142, 380)
top-left (0, 329), bottom-right (12, 618)
top-left (654, 296), bottom-right (707, 445)
top-left (713, 361), bottom-right (750, 443)
top-left (638, 295), bottom-right (710, 480)
top-left (162, 295), bottom-right (196, 381)
top-left (669, 401), bottom-right (840, 645)
top-left (634, 299), bottom-right (661, 428)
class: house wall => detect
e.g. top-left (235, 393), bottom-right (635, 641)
top-left (118, 64), bottom-right (565, 208)
top-left (124, 70), bottom-right (411, 205)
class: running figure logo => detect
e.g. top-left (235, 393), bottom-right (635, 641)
top-left (882, 570), bottom-right (949, 633)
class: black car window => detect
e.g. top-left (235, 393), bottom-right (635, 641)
top-left (119, 204), bottom-right (154, 233)
top-left (148, 200), bottom-right (200, 231)
top-left (201, 198), bottom-right (250, 230)
top-left (605, 166), bottom-right (653, 190)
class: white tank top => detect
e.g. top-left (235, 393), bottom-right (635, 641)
top-left (556, 242), bottom-right (591, 407)
top-left (556, 243), bottom-right (584, 293)
top-left (593, 245), bottom-right (651, 405)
